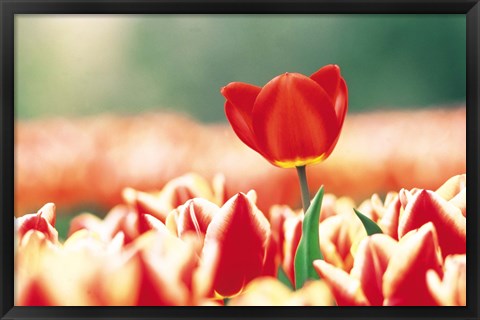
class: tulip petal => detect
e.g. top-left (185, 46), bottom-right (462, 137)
top-left (334, 78), bottom-right (348, 125)
top-left (324, 78), bottom-right (348, 157)
top-left (15, 231), bottom-right (56, 305)
top-left (449, 188), bottom-right (466, 217)
top-left (288, 280), bottom-right (335, 306)
top-left (350, 234), bottom-right (398, 306)
top-left (398, 190), bottom-right (466, 257)
top-left (383, 223), bottom-right (443, 306)
top-left (311, 65), bottom-right (348, 129)
top-left (313, 260), bottom-right (370, 306)
top-left (228, 277), bottom-right (335, 306)
top-left (435, 174), bottom-right (466, 201)
top-left (203, 193), bottom-right (270, 297)
top-left (310, 64), bottom-right (341, 101)
top-left (252, 73), bottom-right (339, 167)
top-left (262, 233), bottom-right (278, 277)
top-left (426, 254), bottom-right (466, 306)
top-left (161, 173), bottom-right (217, 209)
top-left (221, 82), bottom-right (261, 123)
top-left (212, 173), bottom-right (228, 205)
top-left (283, 215), bottom-right (302, 284)
top-left (227, 277), bottom-right (293, 306)
top-left (377, 195), bottom-right (401, 240)
top-left (194, 238), bottom-right (220, 300)
top-left (39, 203), bottom-right (56, 226)
top-left (169, 198), bottom-right (219, 239)
top-left (319, 215), bottom-right (355, 272)
top-left (222, 82), bottom-right (262, 153)
top-left (16, 203), bottom-right (58, 243)
top-left (269, 205), bottom-right (295, 262)
top-left (68, 213), bottom-right (103, 237)
top-left (113, 204), bottom-right (164, 244)
top-left (16, 279), bottom-right (55, 306)
top-left (123, 188), bottom-right (171, 223)
top-left (95, 244), bottom-right (141, 306)
top-left (102, 204), bottom-right (130, 240)
top-left (133, 230), bottom-right (197, 305)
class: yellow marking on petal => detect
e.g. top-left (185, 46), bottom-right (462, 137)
top-left (213, 288), bottom-right (245, 300)
top-left (273, 154), bottom-right (326, 168)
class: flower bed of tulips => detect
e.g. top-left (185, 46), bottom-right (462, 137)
top-left (14, 64), bottom-right (466, 306)
top-left (14, 172), bottom-right (466, 306)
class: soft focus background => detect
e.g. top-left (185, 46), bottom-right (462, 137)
top-left (15, 14), bottom-right (466, 239)
top-left (16, 14), bottom-right (465, 121)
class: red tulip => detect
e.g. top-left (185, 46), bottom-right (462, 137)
top-left (351, 234), bottom-right (397, 306)
top-left (221, 64), bottom-right (348, 168)
top-left (314, 223), bottom-right (444, 306)
top-left (398, 189), bottom-right (465, 258)
top-left (202, 192), bottom-right (271, 297)
top-left (383, 223), bottom-right (443, 306)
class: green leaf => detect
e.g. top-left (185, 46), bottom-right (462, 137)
top-left (353, 208), bottom-right (383, 235)
top-left (294, 186), bottom-right (324, 290)
top-left (277, 265), bottom-right (294, 290)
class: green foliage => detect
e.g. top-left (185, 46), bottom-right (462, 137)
top-left (354, 208), bottom-right (383, 235)
top-left (294, 186), bottom-right (324, 290)
top-left (277, 266), bottom-right (294, 290)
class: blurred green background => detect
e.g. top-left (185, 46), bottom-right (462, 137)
top-left (16, 14), bottom-right (466, 123)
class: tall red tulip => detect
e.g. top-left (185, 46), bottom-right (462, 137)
top-left (221, 64), bottom-right (348, 168)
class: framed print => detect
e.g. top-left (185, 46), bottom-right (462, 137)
top-left (1, 0), bottom-right (479, 319)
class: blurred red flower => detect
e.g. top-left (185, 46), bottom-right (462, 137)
top-left (14, 173), bottom-right (466, 306)
top-left (15, 203), bottom-right (58, 244)
top-left (314, 223), bottom-right (444, 306)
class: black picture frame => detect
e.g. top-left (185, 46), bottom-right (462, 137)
top-left (1, 0), bottom-right (478, 319)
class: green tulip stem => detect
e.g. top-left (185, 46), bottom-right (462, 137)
top-left (296, 165), bottom-right (311, 214)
